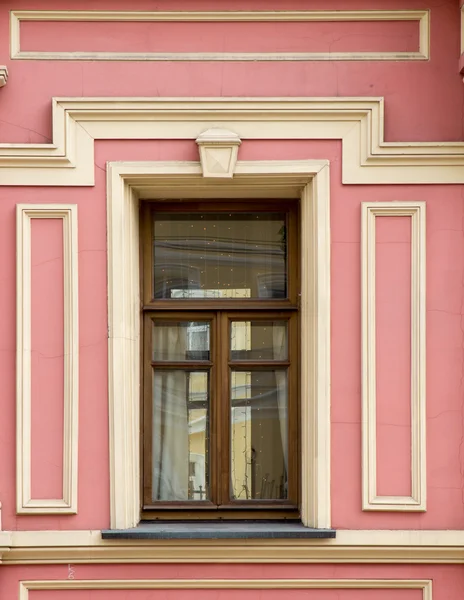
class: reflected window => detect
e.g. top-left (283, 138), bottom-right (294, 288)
top-left (153, 212), bottom-right (287, 300)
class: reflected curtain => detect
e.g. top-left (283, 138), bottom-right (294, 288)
top-left (152, 325), bottom-right (189, 501)
top-left (273, 325), bottom-right (288, 476)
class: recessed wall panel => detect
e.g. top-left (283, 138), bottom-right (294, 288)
top-left (19, 19), bottom-right (420, 55)
top-left (30, 219), bottom-right (64, 500)
top-left (10, 10), bottom-right (429, 61)
top-left (361, 202), bottom-right (426, 511)
top-left (375, 216), bottom-right (412, 498)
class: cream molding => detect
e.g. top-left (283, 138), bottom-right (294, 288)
top-left (196, 128), bottom-right (241, 178)
top-left (0, 530), bottom-right (464, 565)
top-left (16, 205), bottom-right (79, 514)
top-left (361, 202), bottom-right (426, 511)
top-left (1, 530), bottom-right (464, 564)
top-left (0, 66), bottom-right (7, 87)
top-left (106, 160), bottom-right (330, 530)
top-left (1, 97), bottom-right (464, 186)
top-left (10, 10), bottom-right (429, 62)
top-left (18, 579), bottom-right (433, 600)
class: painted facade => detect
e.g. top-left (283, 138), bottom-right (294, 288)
top-left (1, 0), bottom-right (464, 598)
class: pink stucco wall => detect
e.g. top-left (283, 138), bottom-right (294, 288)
top-left (1, 140), bottom-right (463, 531)
top-left (0, 0), bottom-right (462, 144)
top-left (1, 564), bottom-right (464, 598)
top-left (0, 0), bottom-right (464, 596)
top-left (30, 219), bottom-right (64, 500)
top-left (375, 216), bottom-right (412, 498)
top-left (20, 19), bottom-right (420, 53)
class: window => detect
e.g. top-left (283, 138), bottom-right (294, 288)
top-left (141, 201), bottom-right (299, 519)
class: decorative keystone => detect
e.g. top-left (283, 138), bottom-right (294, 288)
top-left (196, 128), bottom-right (241, 178)
top-left (0, 66), bottom-right (8, 87)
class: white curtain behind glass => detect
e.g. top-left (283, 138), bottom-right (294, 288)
top-left (152, 325), bottom-right (189, 501)
top-left (273, 325), bottom-right (288, 479)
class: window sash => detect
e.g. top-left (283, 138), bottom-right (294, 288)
top-left (141, 202), bottom-right (299, 309)
top-left (141, 202), bottom-right (299, 518)
top-left (142, 311), bottom-right (298, 513)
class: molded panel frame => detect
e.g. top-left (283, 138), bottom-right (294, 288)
top-left (361, 202), bottom-right (426, 511)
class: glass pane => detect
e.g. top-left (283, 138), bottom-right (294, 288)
top-left (230, 370), bottom-right (288, 500)
top-left (153, 212), bottom-right (287, 299)
top-left (152, 370), bottom-right (209, 501)
top-left (230, 321), bottom-right (287, 360)
top-left (152, 321), bottom-right (210, 361)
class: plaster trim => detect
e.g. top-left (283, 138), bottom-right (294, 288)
top-left (16, 205), bottom-right (79, 514)
top-left (0, 66), bottom-right (8, 87)
top-left (196, 128), bottom-right (241, 178)
top-left (107, 160), bottom-right (331, 530)
top-left (1, 97), bottom-right (464, 185)
top-left (18, 579), bottom-right (432, 599)
top-left (1, 530), bottom-right (464, 563)
top-left (361, 202), bottom-right (426, 511)
top-left (10, 10), bottom-right (430, 62)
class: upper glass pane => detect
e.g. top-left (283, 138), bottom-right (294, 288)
top-left (153, 212), bottom-right (287, 299)
top-left (230, 321), bottom-right (288, 360)
top-left (152, 321), bottom-right (210, 361)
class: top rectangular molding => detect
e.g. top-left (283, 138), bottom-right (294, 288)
top-left (10, 10), bottom-right (430, 62)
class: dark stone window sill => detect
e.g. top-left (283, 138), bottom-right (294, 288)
top-left (101, 522), bottom-right (336, 540)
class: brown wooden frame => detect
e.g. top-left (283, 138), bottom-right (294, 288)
top-left (141, 201), bottom-right (299, 520)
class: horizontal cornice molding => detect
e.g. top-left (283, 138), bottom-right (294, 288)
top-left (0, 97), bottom-right (463, 185)
top-left (1, 530), bottom-right (464, 564)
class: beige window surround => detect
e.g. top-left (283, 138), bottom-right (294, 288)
top-left (107, 160), bottom-right (331, 530)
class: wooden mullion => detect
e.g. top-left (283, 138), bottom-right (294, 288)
top-left (143, 501), bottom-right (217, 510)
top-left (143, 310), bottom-right (217, 321)
top-left (139, 204), bottom-right (146, 512)
top-left (288, 202), bottom-right (299, 305)
top-left (142, 203), bottom-right (154, 305)
top-left (144, 199), bottom-right (297, 213)
top-left (209, 314), bottom-right (218, 506)
top-left (228, 361), bottom-right (291, 369)
top-left (224, 310), bottom-right (298, 320)
top-left (141, 508), bottom-right (299, 521)
top-left (143, 300), bottom-right (297, 311)
top-left (151, 363), bottom-right (212, 368)
top-left (217, 311), bottom-right (231, 506)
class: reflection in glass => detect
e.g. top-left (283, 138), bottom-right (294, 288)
top-left (152, 370), bottom-right (209, 501)
top-left (230, 370), bottom-right (288, 500)
top-left (231, 321), bottom-right (287, 360)
top-left (153, 212), bottom-right (287, 299)
top-left (152, 321), bottom-right (210, 361)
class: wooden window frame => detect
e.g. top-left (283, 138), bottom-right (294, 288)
top-left (141, 201), bottom-right (300, 520)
